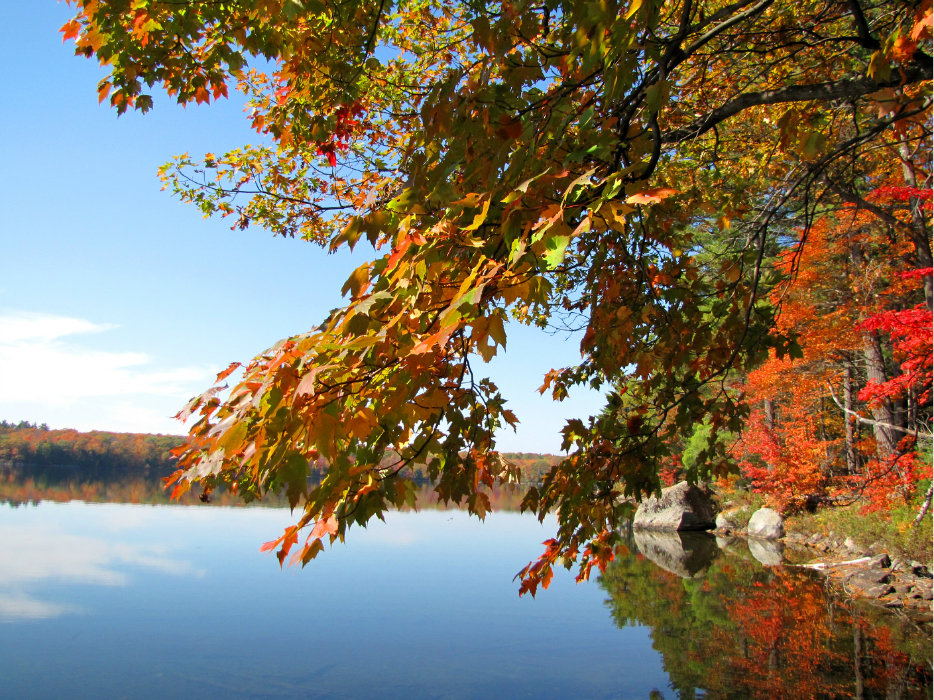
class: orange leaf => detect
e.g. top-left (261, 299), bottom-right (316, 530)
top-left (626, 187), bottom-right (678, 205)
top-left (170, 480), bottom-right (190, 500)
top-left (386, 238), bottom-right (412, 271)
top-left (61, 20), bottom-right (81, 42)
top-left (911, 12), bottom-right (933, 40)
top-left (215, 361), bottom-right (241, 383)
top-left (260, 525), bottom-right (297, 554)
top-left (410, 323), bottom-right (457, 355)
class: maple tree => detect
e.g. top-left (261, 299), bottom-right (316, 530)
top-left (731, 187), bottom-right (932, 518)
top-left (62, 0), bottom-right (932, 588)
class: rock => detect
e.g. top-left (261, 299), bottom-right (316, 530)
top-left (847, 574), bottom-right (896, 598)
top-left (748, 538), bottom-right (784, 567)
top-left (922, 589), bottom-right (934, 601)
top-left (849, 570), bottom-right (892, 585)
top-left (892, 584), bottom-right (914, 596)
top-left (633, 530), bottom-right (719, 578)
top-left (866, 585), bottom-right (896, 598)
top-left (632, 482), bottom-right (716, 531)
top-left (747, 508), bottom-right (784, 539)
top-left (807, 533), bottom-right (823, 545)
top-left (883, 597), bottom-right (905, 608)
top-left (715, 509), bottom-right (745, 531)
top-left (868, 553), bottom-right (891, 569)
top-left (912, 563), bottom-right (932, 579)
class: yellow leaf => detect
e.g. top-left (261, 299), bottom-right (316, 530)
top-left (462, 199), bottom-right (491, 232)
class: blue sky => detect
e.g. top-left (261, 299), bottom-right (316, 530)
top-left (0, 3), bottom-right (602, 452)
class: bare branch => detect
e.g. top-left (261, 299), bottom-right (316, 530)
top-left (827, 383), bottom-right (931, 440)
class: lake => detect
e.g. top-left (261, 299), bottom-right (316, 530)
top-left (1, 466), bottom-right (931, 699)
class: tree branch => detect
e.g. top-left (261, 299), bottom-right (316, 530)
top-left (663, 64), bottom-right (933, 144)
top-left (827, 383), bottom-right (931, 440)
top-left (680, 0), bottom-right (774, 60)
top-left (823, 177), bottom-right (923, 238)
top-left (845, 0), bottom-right (881, 51)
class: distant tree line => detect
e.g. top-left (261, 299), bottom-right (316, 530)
top-left (0, 421), bottom-right (559, 484)
top-left (501, 453), bottom-right (562, 484)
top-left (0, 421), bottom-right (184, 471)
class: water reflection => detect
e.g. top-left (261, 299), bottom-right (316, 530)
top-left (631, 530), bottom-right (720, 579)
top-left (599, 535), bottom-right (933, 699)
top-left (1, 463), bottom-right (931, 699)
top-left (0, 462), bottom-right (529, 510)
top-left (0, 516), bottom-right (200, 621)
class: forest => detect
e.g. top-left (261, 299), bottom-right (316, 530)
top-left (0, 420), bottom-right (561, 486)
top-left (664, 195), bottom-right (932, 517)
top-left (0, 421), bottom-right (183, 471)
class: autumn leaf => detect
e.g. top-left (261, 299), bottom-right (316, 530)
top-left (215, 362), bottom-right (241, 383)
top-left (626, 188), bottom-right (678, 205)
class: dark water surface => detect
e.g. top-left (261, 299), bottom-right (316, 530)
top-left (1, 467), bottom-right (931, 699)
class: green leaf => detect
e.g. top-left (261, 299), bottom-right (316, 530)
top-left (544, 233), bottom-right (572, 269)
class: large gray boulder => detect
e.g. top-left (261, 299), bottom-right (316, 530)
top-left (633, 530), bottom-right (719, 578)
top-left (747, 507), bottom-right (784, 539)
top-left (633, 481), bottom-right (716, 532)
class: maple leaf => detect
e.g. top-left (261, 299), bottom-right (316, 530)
top-left (625, 188), bottom-right (678, 205)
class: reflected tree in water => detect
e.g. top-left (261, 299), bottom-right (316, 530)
top-left (598, 544), bottom-right (932, 699)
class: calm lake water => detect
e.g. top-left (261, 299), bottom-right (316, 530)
top-left (1, 467), bottom-right (931, 699)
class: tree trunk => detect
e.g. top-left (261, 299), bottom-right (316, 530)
top-left (862, 331), bottom-right (897, 458)
top-left (844, 364), bottom-right (858, 474)
top-left (898, 142), bottom-right (933, 311)
top-left (764, 399), bottom-right (775, 430)
top-left (912, 486), bottom-right (933, 529)
top-left (763, 399), bottom-right (776, 472)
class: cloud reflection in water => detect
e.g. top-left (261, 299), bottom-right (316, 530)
top-left (0, 519), bottom-right (200, 621)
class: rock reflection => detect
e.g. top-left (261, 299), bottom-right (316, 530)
top-left (747, 538), bottom-right (785, 567)
top-left (632, 530), bottom-right (719, 579)
top-left (599, 538), bottom-right (932, 699)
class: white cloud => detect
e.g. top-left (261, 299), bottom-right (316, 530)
top-left (0, 313), bottom-right (115, 343)
top-left (0, 311), bottom-right (206, 405)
